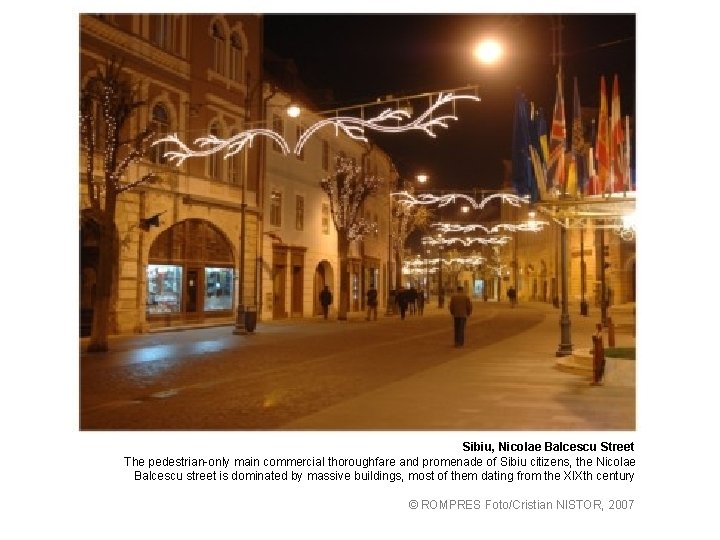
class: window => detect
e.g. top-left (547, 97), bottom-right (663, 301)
top-left (321, 203), bottom-right (330, 235)
top-left (295, 195), bottom-right (304, 231)
top-left (270, 190), bottom-right (282, 227)
top-left (146, 264), bottom-right (183, 314)
top-left (322, 140), bottom-right (329, 171)
top-left (230, 33), bottom-right (243, 82)
top-left (208, 122), bottom-right (222, 180)
top-left (227, 129), bottom-right (242, 184)
top-left (204, 267), bottom-right (234, 311)
top-left (150, 104), bottom-right (169, 165)
top-left (211, 21), bottom-right (225, 74)
top-left (296, 125), bottom-right (306, 160)
top-left (152, 14), bottom-right (175, 53)
top-left (272, 114), bottom-right (284, 153)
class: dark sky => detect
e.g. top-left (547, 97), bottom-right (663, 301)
top-left (264, 13), bottom-right (635, 191)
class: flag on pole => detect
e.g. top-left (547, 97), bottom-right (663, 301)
top-left (595, 75), bottom-right (610, 194)
top-left (571, 77), bottom-right (588, 195)
top-left (610, 74), bottom-right (625, 192)
top-left (547, 69), bottom-right (566, 194)
top-left (511, 91), bottom-right (538, 202)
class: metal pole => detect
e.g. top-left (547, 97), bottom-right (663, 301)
top-left (233, 185), bottom-right (248, 334)
top-left (556, 217), bottom-right (573, 356)
top-left (580, 221), bottom-right (588, 315)
top-left (599, 222), bottom-right (608, 327)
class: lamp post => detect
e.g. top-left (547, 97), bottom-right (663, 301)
top-left (556, 217), bottom-right (573, 356)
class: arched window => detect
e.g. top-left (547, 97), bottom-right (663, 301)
top-left (211, 21), bottom-right (225, 74)
top-left (150, 103), bottom-right (170, 164)
top-left (208, 122), bottom-right (222, 180)
top-left (230, 33), bottom-right (243, 83)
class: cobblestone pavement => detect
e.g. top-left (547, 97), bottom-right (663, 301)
top-left (80, 301), bottom-right (634, 430)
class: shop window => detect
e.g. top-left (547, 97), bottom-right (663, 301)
top-left (204, 267), bottom-right (234, 311)
top-left (146, 264), bottom-right (183, 314)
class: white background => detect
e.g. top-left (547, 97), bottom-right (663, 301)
top-left (2, 1), bottom-right (717, 538)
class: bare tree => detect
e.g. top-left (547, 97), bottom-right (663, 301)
top-left (80, 58), bottom-right (158, 352)
top-left (320, 155), bottom-right (380, 320)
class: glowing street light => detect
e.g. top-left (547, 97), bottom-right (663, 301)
top-left (416, 173), bottom-right (429, 184)
top-left (286, 103), bottom-right (301, 118)
top-left (474, 39), bottom-right (503, 65)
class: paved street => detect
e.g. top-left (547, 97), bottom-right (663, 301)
top-left (80, 301), bottom-right (635, 430)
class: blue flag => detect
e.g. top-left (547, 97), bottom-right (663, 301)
top-left (511, 91), bottom-right (537, 202)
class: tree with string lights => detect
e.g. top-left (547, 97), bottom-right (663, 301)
top-left (391, 183), bottom-right (432, 290)
top-left (320, 154), bottom-right (381, 320)
top-left (80, 58), bottom-right (159, 352)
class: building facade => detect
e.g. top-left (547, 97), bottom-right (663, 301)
top-left (80, 14), bottom-right (395, 336)
top-left (80, 14), bottom-right (263, 335)
top-left (260, 89), bottom-right (394, 320)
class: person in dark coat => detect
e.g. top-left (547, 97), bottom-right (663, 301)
top-left (365, 285), bottom-right (378, 321)
top-left (507, 286), bottom-right (517, 307)
top-left (408, 286), bottom-right (418, 315)
top-left (448, 285), bottom-right (473, 347)
top-left (396, 288), bottom-right (409, 320)
top-left (319, 285), bottom-right (332, 319)
top-left (417, 289), bottom-right (425, 315)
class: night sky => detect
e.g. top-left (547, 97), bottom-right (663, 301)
top-left (264, 13), bottom-right (635, 191)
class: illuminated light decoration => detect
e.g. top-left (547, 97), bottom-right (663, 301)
top-left (393, 191), bottom-right (527, 211)
top-left (294, 92), bottom-right (478, 155)
top-left (421, 235), bottom-right (511, 247)
top-left (154, 129), bottom-right (291, 165)
top-left (402, 255), bottom-right (485, 274)
top-left (431, 220), bottom-right (548, 234)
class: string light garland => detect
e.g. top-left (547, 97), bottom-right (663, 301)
top-left (155, 92), bottom-right (479, 163)
top-left (294, 92), bottom-right (478, 155)
top-left (392, 191), bottom-right (528, 211)
top-left (154, 129), bottom-right (290, 165)
top-left (421, 235), bottom-right (511, 246)
top-left (431, 220), bottom-right (548, 234)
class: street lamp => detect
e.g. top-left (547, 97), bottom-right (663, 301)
top-left (474, 38), bottom-right (503, 65)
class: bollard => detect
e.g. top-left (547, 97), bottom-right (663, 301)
top-left (591, 324), bottom-right (605, 385)
top-left (607, 316), bottom-right (616, 347)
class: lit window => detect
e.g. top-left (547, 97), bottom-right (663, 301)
top-left (204, 267), bottom-right (234, 311)
top-left (146, 264), bottom-right (183, 314)
top-left (270, 190), bottom-right (282, 227)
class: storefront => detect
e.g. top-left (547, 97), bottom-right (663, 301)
top-left (146, 219), bottom-right (235, 327)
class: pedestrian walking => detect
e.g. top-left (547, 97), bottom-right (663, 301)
top-left (507, 286), bottom-right (517, 307)
top-left (319, 285), bottom-right (333, 319)
top-left (396, 288), bottom-right (409, 320)
top-left (417, 289), bottom-right (425, 315)
top-left (365, 285), bottom-right (378, 321)
top-left (408, 286), bottom-right (418, 315)
top-left (448, 285), bottom-right (473, 347)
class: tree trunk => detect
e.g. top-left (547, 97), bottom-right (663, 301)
top-left (87, 207), bottom-right (118, 352)
top-left (394, 249), bottom-right (403, 290)
top-left (337, 235), bottom-right (350, 320)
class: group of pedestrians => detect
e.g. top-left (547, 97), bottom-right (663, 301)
top-left (319, 283), bottom-right (476, 348)
top-left (394, 286), bottom-right (425, 320)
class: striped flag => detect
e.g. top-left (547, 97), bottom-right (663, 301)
top-left (547, 70), bottom-right (566, 194)
top-left (571, 77), bottom-right (588, 195)
top-left (595, 75), bottom-right (610, 194)
top-left (610, 74), bottom-right (625, 192)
